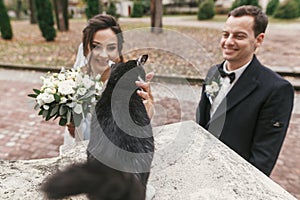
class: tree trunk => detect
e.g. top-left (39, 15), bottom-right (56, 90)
top-left (16, 0), bottom-right (22, 19)
top-left (29, 0), bottom-right (37, 24)
top-left (53, 0), bottom-right (69, 31)
top-left (151, 0), bottom-right (163, 33)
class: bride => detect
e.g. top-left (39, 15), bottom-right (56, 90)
top-left (64, 14), bottom-right (154, 142)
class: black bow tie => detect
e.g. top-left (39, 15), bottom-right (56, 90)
top-left (218, 65), bottom-right (236, 84)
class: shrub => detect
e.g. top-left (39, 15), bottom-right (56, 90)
top-left (294, 0), bottom-right (300, 16)
top-left (85, 0), bottom-right (102, 19)
top-left (107, 1), bottom-right (119, 19)
top-left (231, 0), bottom-right (260, 10)
top-left (0, 0), bottom-right (13, 40)
top-left (273, 0), bottom-right (299, 19)
top-left (35, 0), bottom-right (56, 41)
top-left (198, 0), bottom-right (215, 20)
top-left (131, 1), bottom-right (144, 18)
top-left (266, 0), bottom-right (279, 15)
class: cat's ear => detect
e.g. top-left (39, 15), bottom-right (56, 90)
top-left (136, 55), bottom-right (148, 66)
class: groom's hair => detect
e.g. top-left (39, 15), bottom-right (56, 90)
top-left (229, 5), bottom-right (268, 37)
top-left (82, 14), bottom-right (124, 61)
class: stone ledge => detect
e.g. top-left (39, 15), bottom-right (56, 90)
top-left (0, 121), bottom-right (297, 200)
top-left (1, 64), bottom-right (300, 89)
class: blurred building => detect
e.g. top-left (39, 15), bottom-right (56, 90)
top-left (115, 1), bottom-right (133, 17)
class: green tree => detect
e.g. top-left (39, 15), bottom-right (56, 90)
top-left (198, 0), bottom-right (215, 20)
top-left (266, 0), bottom-right (279, 15)
top-left (107, 1), bottom-right (118, 18)
top-left (294, 0), bottom-right (300, 16)
top-left (85, 0), bottom-right (102, 19)
top-left (231, 0), bottom-right (260, 10)
top-left (35, 0), bottom-right (56, 41)
top-left (131, 1), bottom-right (144, 18)
top-left (143, 0), bottom-right (151, 14)
top-left (273, 0), bottom-right (299, 19)
top-left (0, 0), bottom-right (13, 40)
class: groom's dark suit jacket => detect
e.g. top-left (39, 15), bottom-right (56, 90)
top-left (196, 55), bottom-right (294, 176)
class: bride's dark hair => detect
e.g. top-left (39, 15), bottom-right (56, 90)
top-left (82, 14), bottom-right (124, 62)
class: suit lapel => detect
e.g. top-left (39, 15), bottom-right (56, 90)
top-left (209, 56), bottom-right (261, 123)
top-left (200, 65), bottom-right (219, 127)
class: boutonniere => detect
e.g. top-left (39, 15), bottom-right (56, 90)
top-left (205, 76), bottom-right (222, 103)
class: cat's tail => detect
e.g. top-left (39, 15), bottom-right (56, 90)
top-left (40, 160), bottom-right (145, 200)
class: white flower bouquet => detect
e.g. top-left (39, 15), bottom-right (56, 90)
top-left (28, 68), bottom-right (103, 127)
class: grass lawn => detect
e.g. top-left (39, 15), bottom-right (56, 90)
top-left (0, 17), bottom-right (223, 78)
top-left (0, 14), bottom-right (299, 77)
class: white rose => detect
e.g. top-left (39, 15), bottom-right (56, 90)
top-left (82, 77), bottom-right (94, 89)
top-left (74, 104), bottom-right (83, 114)
top-left (67, 70), bottom-right (77, 80)
top-left (58, 79), bottom-right (76, 95)
top-left (57, 73), bottom-right (66, 81)
top-left (44, 87), bottom-right (56, 94)
top-left (210, 81), bottom-right (220, 93)
top-left (76, 73), bottom-right (83, 84)
top-left (36, 93), bottom-right (45, 106)
top-left (43, 78), bottom-right (55, 88)
top-left (42, 93), bottom-right (55, 104)
top-left (206, 84), bottom-right (212, 91)
top-left (36, 93), bottom-right (55, 105)
top-left (43, 105), bottom-right (49, 110)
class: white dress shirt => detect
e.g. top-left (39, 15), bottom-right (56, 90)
top-left (210, 60), bottom-right (251, 117)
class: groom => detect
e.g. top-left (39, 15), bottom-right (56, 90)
top-left (196, 5), bottom-right (294, 176)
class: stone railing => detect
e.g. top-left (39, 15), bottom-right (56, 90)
top-left (0, 121), bottom-right (296, 200)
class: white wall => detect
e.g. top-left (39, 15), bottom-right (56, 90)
top-left (116, 1), bottom-right (133, 17)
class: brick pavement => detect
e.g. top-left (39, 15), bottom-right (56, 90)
top-left (0, 68), bottom-right (299, 199)
top-left (0, 69), bottom-right (65, 160)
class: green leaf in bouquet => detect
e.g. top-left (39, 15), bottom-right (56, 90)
top-left (73, 113), bottom-right (82, 127)
top-left (66, 110), bottom-right (72, 124)
top-left (79, 90), bottom-right (95, 100)
top-left (38, 109), bottom-right (43, 115)
top-left (34, 104), bottom-right (40, 110)
top-left (42, 110), bottom-right (49, 120)
top-left (33, 89), bottom-right (41, 95)
top-left (28, 94), bottom-right (38, 98)
top-left (54, 94), bottom-right (61, 102)
top-left (53, 111), bottom-right (61, 120)
top-left (59, 105), bottom-right (67, 115)
top-left (50, 105), bottom-right (59, 118)
top-left (82, 104), bottom-right (91, 116)
top-left (45, 108), bottom-right (53, 121)
top-left (59, 117), bottom-right (67, 126)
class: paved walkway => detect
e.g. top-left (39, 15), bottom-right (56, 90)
top-left (0, 68), bottom-right (299, 199)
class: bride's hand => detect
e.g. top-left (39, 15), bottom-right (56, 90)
top-left (136, 72), bottom-right (154, 119)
